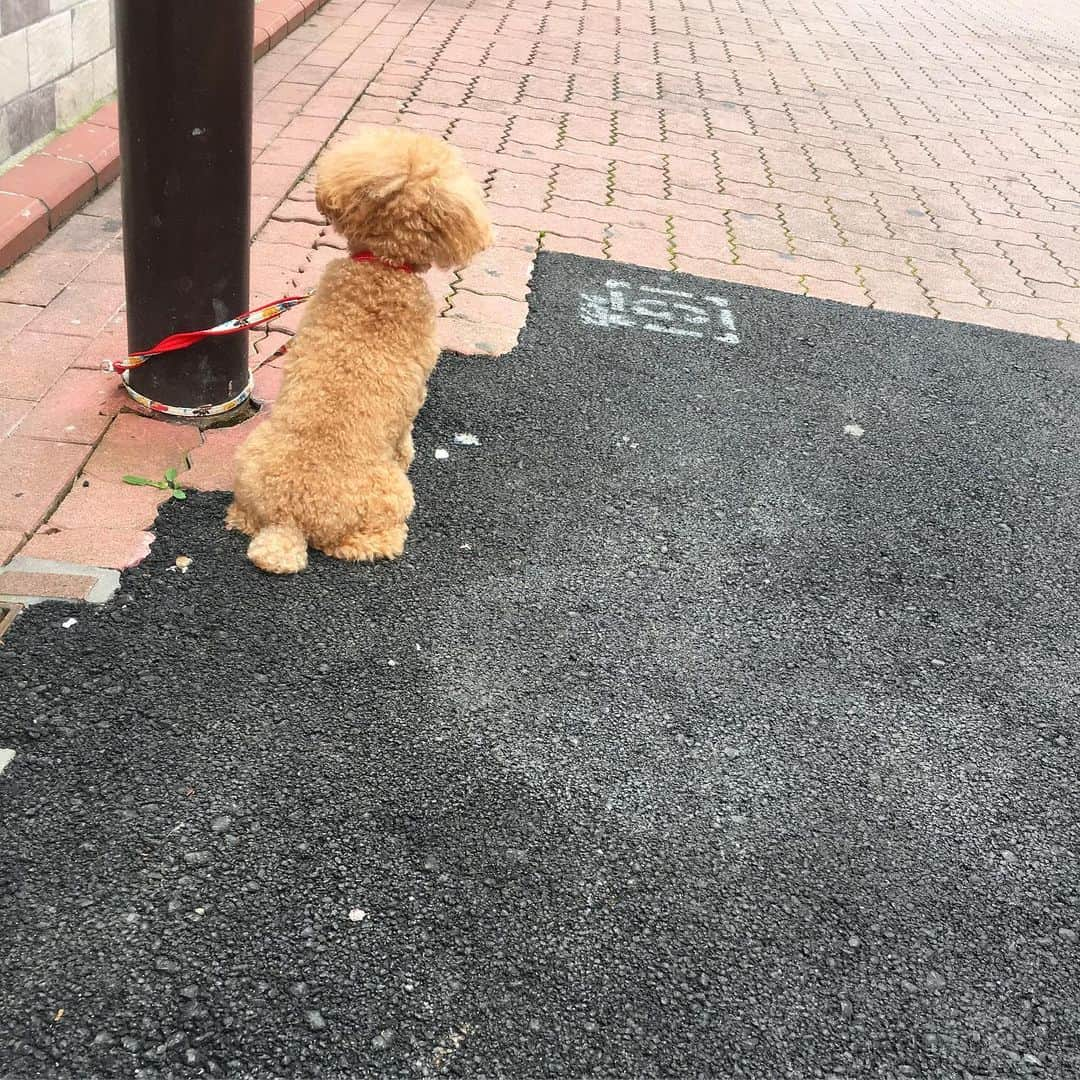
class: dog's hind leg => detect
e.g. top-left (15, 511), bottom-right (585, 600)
top-left (247, 523), bottom-right (308, 574)
top-left (321, 523), bottom-right (407, 563)
top-left (320, 466), bottom-right (413, 563)
top-left (225, 501), bottom-right (259, 536)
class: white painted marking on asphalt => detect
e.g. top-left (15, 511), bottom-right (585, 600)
top-left (641, 285), bottom-right (694, 298)
top-left (0, 749), bottom-right (14, 776)
top-left (579, 278), bottom-right (740, 343)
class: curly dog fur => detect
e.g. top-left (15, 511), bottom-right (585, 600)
top-left (226, 127), bottom-right (492, 574)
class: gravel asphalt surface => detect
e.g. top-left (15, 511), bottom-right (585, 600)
top-left (2, 252), bottom-right (1079, 1079)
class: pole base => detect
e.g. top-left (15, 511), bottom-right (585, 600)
top-left (122, 371), bottom-right (254, 419)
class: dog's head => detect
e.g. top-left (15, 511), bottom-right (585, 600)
top-left (315, 127), bottom-right (493, 271)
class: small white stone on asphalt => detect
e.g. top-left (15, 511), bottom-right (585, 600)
top-left (434, 448), bottom-right (450, 460)
top-left (0, 749), bottom-right (14, 776)
top-left (843, 423), bottom-right (865, 438)
top-left (348, 908), bottom-right (367, 922)
top-left (62, 618), bottom-right (78, 629)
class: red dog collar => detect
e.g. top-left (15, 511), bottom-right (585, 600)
top-left (352, 251), bottom-right (416, 273)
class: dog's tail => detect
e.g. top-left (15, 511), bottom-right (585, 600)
top-left (247, 523), bottom-right (308, 575)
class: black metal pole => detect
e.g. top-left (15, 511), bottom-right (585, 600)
top-left (115, 0), bottom-right (254, 417)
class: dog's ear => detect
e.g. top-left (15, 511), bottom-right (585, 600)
top-left (425, 179), bottom-right (493, 270)
top-left (314, 140), bottom-right (417, 235)
top-left (313, 129), bottom-right (493, 268)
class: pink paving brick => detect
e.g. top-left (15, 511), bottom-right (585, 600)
top-left (671, 215), bottom-right (736, 261)
top-left (445, 291), bottom-right (529, 329)
top-left (280, 114), bottom-right (341, 142)
top-left (424, 269), bottom-right (456, 312)
top-left (252, 195), bottom-right (281, 232)
top-left (0, 251), bottom-right (87, 307)
top-left (13, 369), bottom-right (125, 445)
top-left (727, 212), bottom-right (794, 255)
top-left (80, 245), bottom-right (127, 286)
top-left (738, 248), bottom-right (860, 286)
top-left (83, 413), bottom-right (201, 485)
top-left (74, 314), bottom-right (128, 372)
top-left (300, 92), bottom-right (357, 120)
top-left (89, 101), bottom-right (119, 130)
top-left (456, 247), bottom-right (536, 300)
top-left (437, 316), bottom-right (521, 358)
top-left (977, 290), bottom-right (1070, 322)
top-left (264, 81), bottom-right (319, 107)
top-left (0, 303), bottom-right (38, 342)
top-left (0, 397), bottom-right (32, 439)
top-left (0, 193), bottom-right (49, 270)
top-left (49, 476), bottom-right (169, 532)
top-left (675, 256), bottom-right (737, 282)
top-left (0, 332), bottom-right (91, 400)
top-left (538, 233), bottom-right (605, 259)
top-left (0, 155), bottom-right (96, 229)
top-left (549, 166), bottom-right (611, 206)
top-left (0, 568), bottom-right (99, 600)
top-left (706, 263), bottom-right (807, 295)
top-left (908, 258), bottom-right (988, 308)
top-left (258, 137), bottom-right (326, 169)
top-left (0, 529), bottom-right (24, 563)
top-left (45, 125), bottom-right (122, 189)
top-left (860, 268), bottom-right (938, 318)
top-left (20, 528), bottom-right (155, 571)
top-left (606, 225), bottom-right (674, 271)
top-left (35, 212), bottom-right (120, 257)
top-left (258, 218), bottom-right (323, 248)
top-left (254, 362), bottom-right (286, 405)
top-left (0, 437), bottom-right (89, 534)
top-left (183, 421), bottom-right (261, 492)
top-left (253, 162), bottom-right (306, 202)
top-left (25, 281), bottom-right (125, 339)
top-left (486, 172), bottom-right (550, 213)
top-left (932, 302), bottom-right (1068, 341)
top-left (802, 277), bottom-right (872, 307)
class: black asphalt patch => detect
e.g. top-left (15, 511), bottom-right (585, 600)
top-left (2, 252), bottom-right (1079, 1079)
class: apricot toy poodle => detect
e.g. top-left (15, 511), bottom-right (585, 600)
top-left (226, 127), bottom-right (492, 574)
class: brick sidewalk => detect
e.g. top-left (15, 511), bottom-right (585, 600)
top-left (2, 0), bottom-right (1079, 602)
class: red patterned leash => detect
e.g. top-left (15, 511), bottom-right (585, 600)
top-left (103, 253), bottom-right (415, 418)
top-left (98, 293), bottom-right (311, 417)
top-left (102, 294), bottom-right (312, 376)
